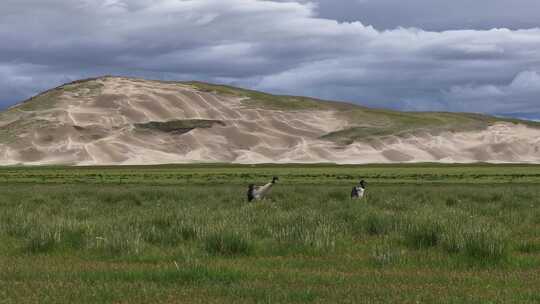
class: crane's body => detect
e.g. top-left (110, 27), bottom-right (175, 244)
top-left (351, 180), bottom-right (366, 200)
top-left (248, 177), bottom-right (279, 202)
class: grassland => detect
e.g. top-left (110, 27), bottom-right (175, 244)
top-left (1, 164), bottom-right (540, 303)
top-left (2, 163), bottom-right (540, 184)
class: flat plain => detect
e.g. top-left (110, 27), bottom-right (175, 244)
top-left (1, 164), bottom-right (540, 303)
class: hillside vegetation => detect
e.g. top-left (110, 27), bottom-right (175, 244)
top-left (186, 81), bottom-right (540, 143)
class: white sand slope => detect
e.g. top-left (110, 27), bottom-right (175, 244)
top-left (1, 76), bottom-right (539, 165)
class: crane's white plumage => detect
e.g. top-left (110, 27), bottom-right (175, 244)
top-left (248, 177), bottom-right (279, 202)
top-left (351, 180), bottom-right (366, 200)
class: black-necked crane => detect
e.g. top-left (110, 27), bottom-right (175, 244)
top-left (351, 180), bottom-right (366, 200)
top-left (247, 176), bottom-right (279, 202)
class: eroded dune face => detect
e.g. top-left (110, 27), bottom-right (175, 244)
top-left (1, 76), bottom-right (540, 165)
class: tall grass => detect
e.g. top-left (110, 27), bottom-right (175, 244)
top-left (1, 168), bottom-right (540, 303)
top-left (371, 240), bottom-right (405, 266)
top-left (204, 232), bottom-right (253, 256)
top-left (442, 222), bottom-right (510, 263)
top-left (403, 219), bottom-right (443, 249)
top-left (269, 212), bottom-right (340, 252)
top-left (363, 211), bottom-right (399, 236)
top-left (0, 183), bottom-right (535, 265)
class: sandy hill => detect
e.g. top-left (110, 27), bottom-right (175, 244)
top-left (1, 76), bottom-right (539, 165)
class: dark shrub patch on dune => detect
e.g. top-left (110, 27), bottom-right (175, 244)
top-left (135, 119), bottom-right (225, 135)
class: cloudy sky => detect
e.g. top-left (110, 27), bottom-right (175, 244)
top-left (2, 0), bottom-right (540, 119)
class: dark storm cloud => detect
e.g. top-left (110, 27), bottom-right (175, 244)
top-left (1, 0), bottom-right (540, 119)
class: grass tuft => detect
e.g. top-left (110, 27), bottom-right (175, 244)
top-left (204, 232), bottom-right (253, 257)
top-left (363, 212), bottom-right (397, 236)
top-left (25, 230), bottom-right (58, 253)
top-left (271, 214), bottom-right (339, 252)
top-left (517, 241), bottom-right (540, 254)
top-left (462, 226), bottom-right (510, 262)
top-left (442, 222), bottom-right (510, 263)
top-left (403, 217), bottom-right (443, 249)
top-left (371, 242), bottom-right (404, 266)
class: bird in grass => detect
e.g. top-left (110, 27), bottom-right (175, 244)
top-left (247, 176), bottom-right (279, 202)
top-left (351, 180), bottom-right (366, 200)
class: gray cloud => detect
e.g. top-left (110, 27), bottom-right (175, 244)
top-left (444, 71), bottom-right (540, 116)
top-left (283, 0), bottom-right (540, 31)
top-left (1, 0), bottom-right (540, 119)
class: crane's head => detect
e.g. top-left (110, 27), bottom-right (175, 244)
top-left (248, 184), bottom-right (255, 190)
top-left (359, 180), bottom-right (366, 188)
top-left (272, 176), bottom-right (279, 184)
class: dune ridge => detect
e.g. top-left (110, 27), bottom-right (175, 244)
top-left (1, 76), bottom-right (539, 165)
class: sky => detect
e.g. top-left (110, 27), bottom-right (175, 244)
top-left (1, 0), bottom-right (540, 119)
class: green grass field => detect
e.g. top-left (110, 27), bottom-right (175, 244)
top-left (1, 164), bottom-right (540, 303)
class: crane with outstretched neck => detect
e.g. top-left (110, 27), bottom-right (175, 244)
top-left (247, 177), bottom-right (279, 202)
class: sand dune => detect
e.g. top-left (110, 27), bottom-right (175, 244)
top-left (1, 76), bottom-right (539, 165)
